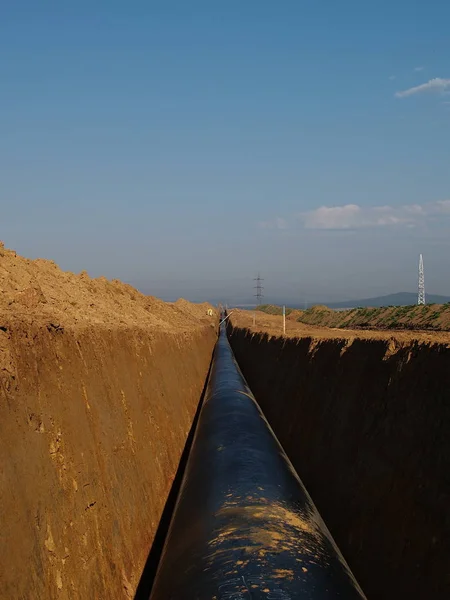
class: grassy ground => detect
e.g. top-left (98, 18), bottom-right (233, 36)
top-left (256, 304), bottom-right (293, 316)
top-left (257, 303), bottom-right (450, 331)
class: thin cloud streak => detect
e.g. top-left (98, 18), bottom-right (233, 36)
top-left (260, 200), bottom-right (450, 231)
top-left (302, 204), bottom-right (415, 229)
top-left (395, 77), bottom-right (450, 98)
top-left (258, 217), bottom-right (288, 230)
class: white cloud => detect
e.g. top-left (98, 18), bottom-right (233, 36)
top-left (258, 200), bottom-right (450, 230)
top-left (435, 200), bottom-right (450, 214)
top-left (414, 66), bottom-right (424, 72)
top-left (302, 200), bottom-right (450, 229)
top-left (275, 217), bottom-right (288, 229)
top-left (258, 200), bottom-right (450, 231)
top-left (301, 204), bottom-right (418, 230)
top-left (395, 77), bottom-right (450, 98)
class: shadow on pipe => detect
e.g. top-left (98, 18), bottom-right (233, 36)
top-left (134, 350), bottom-right (215, 600)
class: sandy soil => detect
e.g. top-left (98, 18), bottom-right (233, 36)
top-left (0, 244), bottom-right (217, 599)
top-left (0, 241), bottom-right (215, 332)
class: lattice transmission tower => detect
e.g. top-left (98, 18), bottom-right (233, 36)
top-left (418, 253), bottom-right (425, 305)
top-left (254, 273), bottom-right (264, 305)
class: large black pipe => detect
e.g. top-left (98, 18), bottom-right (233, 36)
top-left (149, 325), bottom-right (366, 599)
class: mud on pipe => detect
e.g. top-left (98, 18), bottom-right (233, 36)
top-left (149, 324), bottom-right (366, 599)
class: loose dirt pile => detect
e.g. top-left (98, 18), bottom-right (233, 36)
top-left (0, 241), bottom-right (215, 331)
top-left (0, 244), bottom-right (217, 599)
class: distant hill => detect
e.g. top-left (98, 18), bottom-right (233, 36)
top-left (325, 292), bottom-right (450, 309)
top-left (201, 292), bottom-right (450, 310)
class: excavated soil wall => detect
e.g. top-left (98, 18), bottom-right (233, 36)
top-left (228, 325), bottom-right (450, 600)
top-left (0, 244), bottom-right (218, 598)
top-left (0, 320), bottom-right (216, 599)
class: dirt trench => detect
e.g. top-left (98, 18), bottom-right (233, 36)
top-left (228, 324), bottom-right (450, 600)
top-left (0, 317), bottom-right (216, 599)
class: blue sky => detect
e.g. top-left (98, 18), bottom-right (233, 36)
top-left (2, 1), bottom-right (449, 303)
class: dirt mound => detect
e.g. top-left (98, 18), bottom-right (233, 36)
top-left (173, 298), bottom-right (215, 321)
top-left (297, 303), bottom-right (450, 331)
top-left (257, 300), bottom-right (450, 334)
top-left (0, 243), bottom-right (217, 331)
top-left (308, 304), bottom-right (332, 313)
top-left (286, 309), bottom-right (303, 321)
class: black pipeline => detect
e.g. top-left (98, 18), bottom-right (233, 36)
top-left (149, 325), bottom-right (366, 599)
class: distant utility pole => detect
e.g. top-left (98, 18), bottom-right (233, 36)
top-left (254, 273), bottom-right (264, 305)
top-left (418, 253), bottom-right (426, 305)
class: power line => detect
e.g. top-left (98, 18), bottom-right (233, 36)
top-left (254, 273), bottom-right (264, 305)
top-left (418, 253), bottom-right (425, 305)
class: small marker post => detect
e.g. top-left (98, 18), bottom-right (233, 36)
top-left (219, 311), bottom-right (233, 326)
top-left (283, 305), bottom-right (286, 335)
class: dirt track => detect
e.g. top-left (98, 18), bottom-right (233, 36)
top-left (0, 245), bottom-right (217, 599)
